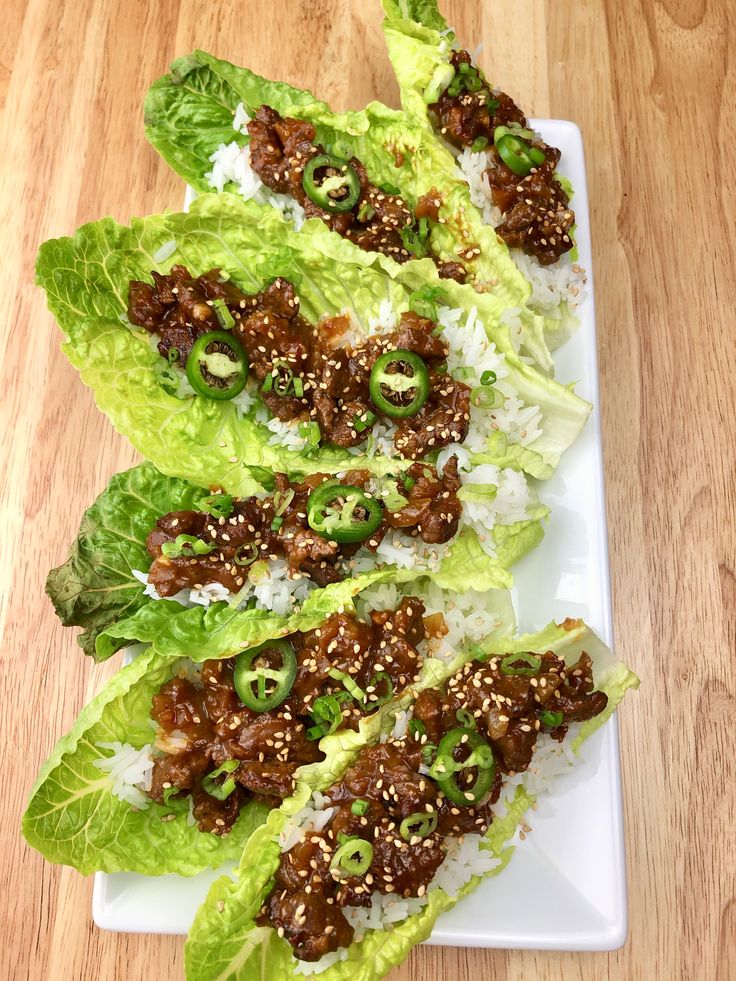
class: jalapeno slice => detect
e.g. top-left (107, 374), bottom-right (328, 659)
top-left (330, 837), bottom-right (373, 876)
top-left (428, 726), bottom-right (496, 806)
top-left (302, 154), bottom-right (361, 213)
top-left (493, 126), bottom-right (547, 177)
top-left (306, 482), bottom-right (383, 544)
top-left (369, 350), bottom-right (430, 419)
top-left (233, 638), bottom-right (297, 712)
top-left (185, 330), bottom-right (248, 400)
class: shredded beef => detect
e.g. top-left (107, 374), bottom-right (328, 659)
top-left (247, 105), bottom-right (465, 281)
top-left (146, 599), bottom-right (431, 835)
top-left (146, 464), bottom-right (462, 597)
top-left (128, 268), bottom-right (471, 460)
top-left (262, 643), bottom-right (608, 960)
top-left (429, 49), bottom-right (575, 264)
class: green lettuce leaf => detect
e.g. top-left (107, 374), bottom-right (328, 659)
top-left (98, 547), bottom-right (517, 665)
top-left (144, 50), bottom-right (558, 371)
top-left (381, 0), bottom-right (580, 351)
top-left (49, 458), bottom-right (528, 661)
top-left (24, 577), bottom-right (515, 878)
top-left (183, 619), bottom-right (638, 980)
top-left (36, 192), bottom-right (589, 488)
top-left (45, 462), bottom-right (209, 657)
top-left (21, 648), bottom-right (269, 876)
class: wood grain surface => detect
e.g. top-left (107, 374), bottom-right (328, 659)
top-left (2, 1), bottom-right (734, 979)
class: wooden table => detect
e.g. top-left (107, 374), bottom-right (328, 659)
top-left (2, 1), bottom-right (734, 978)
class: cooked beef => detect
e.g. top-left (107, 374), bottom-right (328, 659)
top-left (247, 105), bottom-right (465, 281)
top-left (128, 267), bottom-right (471, 460)
top-left (147, 598), bottom-right (431, 835)
top-left (261, 641), bottom-right (608, 960)
top-left (146, 464), bottom-right (462, 597)
top-left (429, 49), bottom-right (575, 265)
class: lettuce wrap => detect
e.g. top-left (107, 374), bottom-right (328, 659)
top-left (46, 461), bottom-right (543, 661)
top-left (183, 619), bottom-right (638, 980)
top-left (143, 50), bottom-right (561, 371)
top-left (36, 194), bottom-right (590, 493)
top-left (23, 576), bottom-right (515, 879)
top-left (381, 0), bottom-right (586, 351)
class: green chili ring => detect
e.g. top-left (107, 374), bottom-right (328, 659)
top-left (500, 652), bottom-right (542, 677)
top-left (233, 638), bottom-right (297, 712)
top-left (185, 330), bottom-right (248, 400)
top-left (369, 349), bottom-right (430, 419)
top-left (399, 810), bottom-right (438, 841)
top-left (493, 126), bottom-right (547, 177)
top-left (302, 154), bottom-right (361, 213)
top-left (306, 482), bottom-right (383, 544)
top-left (330, 837), bottom-right (374, 876)
top-left (428, 727), bottom-right (496, 806)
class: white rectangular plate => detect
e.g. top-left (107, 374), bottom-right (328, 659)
top-left (93, 120), bottom-right (627, 951)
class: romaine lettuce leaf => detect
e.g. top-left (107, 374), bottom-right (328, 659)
top-left (24, 578), bottom-right (516, 878)
top-left (36, 193), bottom-right (589, 489)
top-left (45, 462), bottom-right (209, 658)
top-left (183, 619), bottom-right (638, 979)
top-left (98, 542), bottom-right (517, 664)
top-left (47, 458), bottom-right (527, 661)
top-left (144, 50), bottom-right (555, 371)
top-left (381, 0), bottom-right (580, 351)
top-left (21, 648), bottom-right (270, 876)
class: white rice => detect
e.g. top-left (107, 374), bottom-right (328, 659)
top-left (289, 719), bottom-right (583, 974)
top-left (93, 741), bottom-right (155, 809)
top-left (280, 795), bottom-right (337, 853)
top-left (205, 103), bottom-right (306, 230)
top-left (354, 580), bottom-right (506, 662)
top-left (266, 416), bottom-right (310, 452)
top-left (455, 147), bottom-right (587, 319)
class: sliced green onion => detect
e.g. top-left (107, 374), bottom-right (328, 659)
top-left (330, 837), bottom-right (373, 876)
top-left (162, 785), bottom-right (179, 804)
top-left (328, 668), bottom-right (366, 704)
top-left (270, 515), bottom-right (284, 531)
top-left (408, 719), bottom-right (427, 740)
top-left (471, 385), bottom-right (505, 409)
top-left (480, 370), bottom-right (497, 386)
top-left (299, 421), bottom-right (321, 451)
top-left (197, 493), bottom-right (235, 519)
top-left (351, 799), bottom-right (369, 816)
top-left (500, 652), bottom-right (542, 677)
top-left (293, 377), bottom-right (304, 397)
top-left (161, 534), bottom-right (216, 559)
top-left (213, 298), bottom-right (235, 329)
top-left (471, 136), bottom-right (490, 153)
top-left (309, 691), bottom-right (353, 739)
top-left (540, 709), bottom-right (564, 728)
top-left (306, 724), bottom-right (328, 740)
top-left (272, 489), bottom-right (295, 516)
top-left (455, 708), bottom-right (476, 729)
top-left (201, 759), bottom-right (239, 800)
top-left (233, 543), bottom-right (259, 567)
top-left (353, 409), bottom-right (377, 433)
top-left (421, 742), bottom-right (437, 766)
top-left (367, 671), bottom-right (394, 706)
top-left (262, 371), bottom-right (274, 393)
top-left (357, 201), bottom-right (376, 222)
top-left (399, 811), bottom-right (438, 841)
top-left (167, 347), bottom-right (180, 364)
